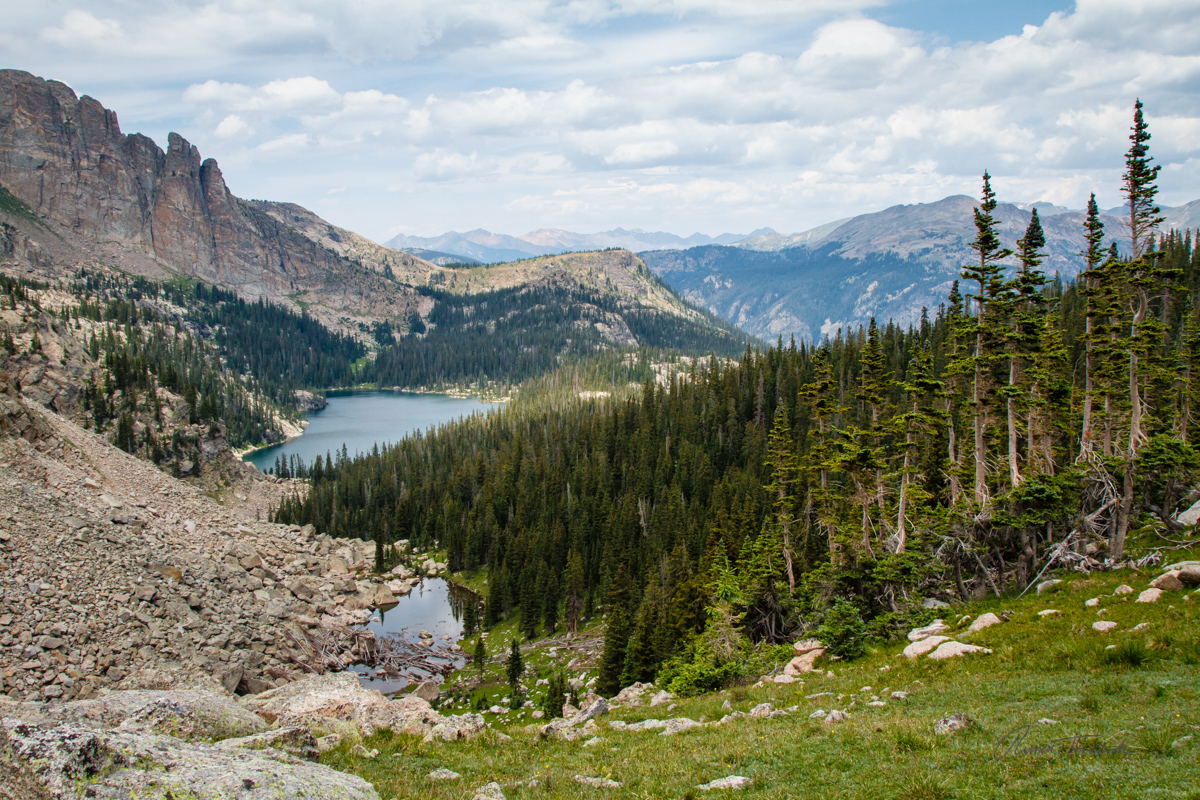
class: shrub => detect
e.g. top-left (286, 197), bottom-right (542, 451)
top-left (542, 671), bottom-right (567, 719)
top-left (818, 599), bottom-right (868, 660)
top-left (1101, 639), bottom-right (1154, 668)
top-left (1137, 726), bottom-right (1177, 756)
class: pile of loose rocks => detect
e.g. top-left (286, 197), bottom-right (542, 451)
top-left (0, 377), bottom-right (430, 704)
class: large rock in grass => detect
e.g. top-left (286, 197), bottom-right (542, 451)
top-left (927, 641), bottom-right (992, 660)
top-left (934, 713), bottom-right (972, 734)
top-left (903, 635), bottom-right (950, 659)
top-left (1151, 571), bottom-right (1185, 592)
top-left (908, 620), bottom-right (950, 642)
top-left (784, 646), bottom-right (827, 676)
top-left (239, 672), bottom-right (472, 740)
top-left (1175, 499), bottom-right (1200, 525)
top-left (698, 776), bottom-right (753, 791)
top-left (613, 682), bottom-right (654, 706)
top-left (1136, 588), bottom-right (1163, 604)
top-left (967, 613), bottom-right (1001, 633)
top-left (0, 718), bottom-right (380, 800)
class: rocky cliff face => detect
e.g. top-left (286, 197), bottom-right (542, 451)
top-left (0, 69), bottom-right (421, 318)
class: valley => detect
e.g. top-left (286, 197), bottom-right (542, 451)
top-left (1, 60), bottom-right (1199, 800)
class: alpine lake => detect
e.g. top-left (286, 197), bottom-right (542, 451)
top-left (243, 390), bottom-right (497, 693)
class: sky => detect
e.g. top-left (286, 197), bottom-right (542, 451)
top-left (2, 1), bottom-right (1199, 243)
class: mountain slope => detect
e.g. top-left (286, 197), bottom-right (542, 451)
top-left (0, 69), bottom-right (740, 376)
top-left (644, 194), bottom-right (1196, 341)
top-left (0, 69), bottom-right (430, 334)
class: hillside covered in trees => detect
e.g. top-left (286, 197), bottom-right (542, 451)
top-left (275, 101), bottom-right (1200, 695)
top-left (364, 279), bottom-right (750, 391)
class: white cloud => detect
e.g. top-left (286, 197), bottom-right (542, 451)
top-left (40, 9), bottom-right (121, 46)
top-left (214, 114), bottom-right (251, 138)
top-left (413, 149), bottom-right (480, 181)
top-left (9, 0), bottom-right (1200, 238)
top-left (604, 139), bottom-right (679, 165)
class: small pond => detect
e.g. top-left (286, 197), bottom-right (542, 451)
top-left (349, 578), bottom-right (476, 694)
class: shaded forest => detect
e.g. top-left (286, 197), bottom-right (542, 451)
top-left (365, 282), bottom-right (750, 389)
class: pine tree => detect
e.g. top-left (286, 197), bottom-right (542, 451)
top-left (505, 639), bottom-right (523, 689)
top-left (1007, 209), bottom-right (1047, 486)
top-left (597, 565), bottom-right (634, 696)
top-left (542, 671), bottom-right (567, 718)
top-left (1114, 99), bottom-right (1168, 559)
top-left (564, 549), bottom-right (585, 633)
top-left (961, 172), bottom-right (1014, 505)
top-left (763, 407), bottom-right (798, 592)
top-left (1078, 193), bottom-right (1107, 459)
top-left (473, 636), bottom-right (486, 674)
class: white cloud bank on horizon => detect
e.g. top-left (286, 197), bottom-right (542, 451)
top-left (4, 0), bottom-right (1200, 240)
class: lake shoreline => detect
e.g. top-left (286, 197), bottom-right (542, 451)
top-left (241, 390), bottom-right (498, 473)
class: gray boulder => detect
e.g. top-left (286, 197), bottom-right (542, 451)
top-left (907, 620), bottom-right (949, 642)
top-left (412, 680), bottom-right (440, 703)
top-left (4, 690), bottom-right (268, 742)
top-left (0, 718), bottom-right (379, 800)
top-left (216, 726), bottom-right (320, 761)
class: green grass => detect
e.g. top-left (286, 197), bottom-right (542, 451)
top-left (325, 567), bottom-right (1200, 799)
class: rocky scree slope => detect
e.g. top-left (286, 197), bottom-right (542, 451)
top-left (0, 658), bottom-right (490, 799)
top-left (0, 368), bottom-right (449, 706)
top-left (0, 272), bottom-right (271, 488)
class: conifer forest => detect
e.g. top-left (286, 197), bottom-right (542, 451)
top-left (274, 102), bottom-right (1200, 694)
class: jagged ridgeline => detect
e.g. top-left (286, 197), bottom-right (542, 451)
top-left (366, 281), bottom-right (750, 388)
top-left (277, 103), bottom-right (1200, 695)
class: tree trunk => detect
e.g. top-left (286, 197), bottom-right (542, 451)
top-left (782, 530), bottom-right (795, 596)
top-left (896, 428), bottom-right (911, 554)
top-left (1113, 463), bottom-right (1134, 561)
top-left (953, 557), bottom-right (968, 601)
top-left (947, 400), bottom-right (961, 506)
top-left (1103, 393), bottom-right (1113, 457)
top-left (1008, 357), bottom-right (1022, 488)
top-left (1129, 289), bottom-right (1149, 454)
top-left (1081, 312), bottom-right (1095, 458)
top-left (974, 336), bottom-right (987, 504)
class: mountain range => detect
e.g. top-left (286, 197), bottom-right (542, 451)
top-left (381, 196), bottom-right (1200, 343)
top-left (5, 67), bottom-right (1198, 351)
top-left (0, 68), bottom-right (730, 354)
top-left (385, 227), bottom-right (772, 264)
top-left (641, 195), bottom-right (1200, 341)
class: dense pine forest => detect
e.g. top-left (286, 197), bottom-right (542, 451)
top-left (275, 102), bottom-right (1200, 695)
top-left (364, 281), bottom-right (750, 390)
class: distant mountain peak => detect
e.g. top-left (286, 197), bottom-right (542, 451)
top-left (385, 226), bottom-right (764, 263)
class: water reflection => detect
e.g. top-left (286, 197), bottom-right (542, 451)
top-left (350, 578), bottom-right (479, 695)
top-left (244, 391), bottom-right (494, 473)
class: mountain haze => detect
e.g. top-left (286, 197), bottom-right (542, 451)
top-left (386, 226), bottom-right (770, 264)
top-left (643, 194), bottom-right (1198, 342)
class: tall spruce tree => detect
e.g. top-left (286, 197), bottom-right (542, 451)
top-left (962, 171), bottom-right (1014, 505)
top-left (1078, 193), bottom-right (1107, 458)
top-left (1114, 99), bottom-right (1167, 559)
